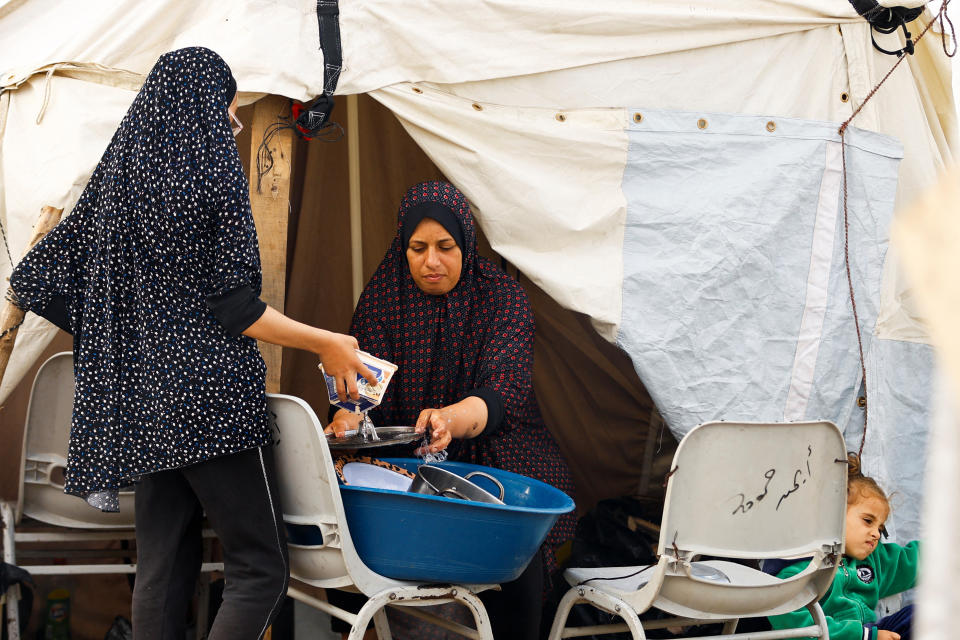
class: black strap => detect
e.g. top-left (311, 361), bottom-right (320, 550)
top-left (317, 0), bottom-right (342, 95)
top-left (847, 0), bottom-right (924, 57)
top-left (295, 0), bottom-right (342, 137)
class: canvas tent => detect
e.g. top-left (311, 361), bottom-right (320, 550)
top-left (0, 0), bottom-right (956, 550)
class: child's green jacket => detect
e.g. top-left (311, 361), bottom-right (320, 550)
top-left (767, 540), bottom-right (919, 640)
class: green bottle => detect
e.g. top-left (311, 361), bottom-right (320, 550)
top-left (43, 588), bottom-right (70, 640)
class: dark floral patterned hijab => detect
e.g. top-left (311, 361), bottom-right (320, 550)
top-left (352, 181), bottom-right (484, 426)
top-left (352, 180), bottom-right (577, 557)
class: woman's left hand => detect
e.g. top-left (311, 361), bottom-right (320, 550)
top-left (414, 408), bottom-right (453, 453)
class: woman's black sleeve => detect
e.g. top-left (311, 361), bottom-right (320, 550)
top-left (465, 386), bottom-right (505, 436)
top-left (40, 295), bottom-right (73, 334)
top-left (205, 285), bottom-right (267, 337)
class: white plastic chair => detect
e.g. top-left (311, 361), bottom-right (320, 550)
top-left (548, 420), bottom-right (847, 640)
top-left (15, 351), bottom-right (135, 527)
top-left (268, 393), bottom-right (498, 640)
top-left (1, 352), bottom-right (221, 640)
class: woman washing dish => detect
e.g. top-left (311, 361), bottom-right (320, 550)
top-left (326, 180), bottom-right (576, 639)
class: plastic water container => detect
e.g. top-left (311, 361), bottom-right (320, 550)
top-left (319, 351), bottom-right (397, 413)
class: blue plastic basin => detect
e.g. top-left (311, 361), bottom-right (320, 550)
top-left (306, 459), bottom-right (573, 583)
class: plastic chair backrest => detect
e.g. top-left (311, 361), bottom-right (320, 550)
top-left (268, 393), bottom-right (399, 594)
top-left (19, 351), bottom-right (134, 528)
top-left (658, 421), bottom-right (846, 560)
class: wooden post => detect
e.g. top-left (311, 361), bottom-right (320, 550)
top-left (248, 96), bottom-right (293, 393)
top-left (347, 94), bottom-right (364, 305)
top-left (0, 206), bottom-right (64, 390)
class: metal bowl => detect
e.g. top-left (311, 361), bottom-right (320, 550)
top-left (408, 465), bottom-right (505, 504)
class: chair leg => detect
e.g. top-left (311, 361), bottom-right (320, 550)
top-left (351, 591), bottom-right (393, 640)
top-left (447, 588), bottom-right (494, 640)
top-left (547, 587), bottom-right (580, 640)
top-left (373, 608), bottom-right (393, 640)
top-left (2, 501), bottom-right (22, 640)
top-left (807, 602), bottom-right (829, 639)
top-left (547, 585), bottom-right (645, 640)
top-left (722, 619), bottom-right (739, 634)
top-left (354, 586), bottom-right (494, 640)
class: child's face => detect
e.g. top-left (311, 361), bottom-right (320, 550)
top-left (844, 494), bottom-right (888, 560)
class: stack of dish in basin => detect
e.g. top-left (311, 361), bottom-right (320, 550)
top-left (288, 459), bottom-right (574, 583)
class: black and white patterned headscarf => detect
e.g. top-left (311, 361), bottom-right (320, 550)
top-left (11, 47), bottom-right (270, 511)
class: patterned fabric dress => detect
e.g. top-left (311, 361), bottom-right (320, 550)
top-left (353, 180), bottom-right (577, 557)
top-left (10, 47), bottom-right (269, 511)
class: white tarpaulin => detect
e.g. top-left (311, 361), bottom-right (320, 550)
top-left (617, 116), bottom-right (901, 438)
top-left (1, 1), bottom-right (957, 542)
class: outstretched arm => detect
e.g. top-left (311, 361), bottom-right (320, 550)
top-left (325, 396), bottom-right (486, 455)
top-left (243, 306), bottom-right (375, 400)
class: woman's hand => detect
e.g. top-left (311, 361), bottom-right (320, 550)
top-left (315, 330), bottom-right (377, 401)
top-left (325, 409), bottom-right (364, 438)
top-left (412, 396), bottom-right (489, 454)
top-left (414, 408), bottom-right (453, 454)
top-left (241, 306), bottom-right (376, 400)
top-left (877, 631), bottom-right (900, 640)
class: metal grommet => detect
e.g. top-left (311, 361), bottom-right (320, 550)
top-left (840, 92), bottom-right (850, 103)
top-left (389, 592), bottom-right (397, 600)
top-left (857, 396), bottom-right (866, 408)
top-left (472, 103), bottom-right (483, 111)
top-left (451, 588), bottom-right (458, 596)
top-left (766, 121), bottom-right (776, 132)
top-left (412, 87), bottom-right (423, 94)
top-left (555, 113), bottom-right (567, 122)
top-left (633, 112), bottom-right (643, 123)
top-left (697, 118), bottom-right (708, 130)
top-left (578, 588), bottom-right (585, 597)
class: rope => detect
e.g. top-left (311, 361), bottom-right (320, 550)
top-left (255, 119), bottom-right (291, 194)
top-left (837, 138), bottom-right (871, 456)
top-left (840, 0), bottom-right (955, 137)
top-left (35, 64), bottom-right (63, 125)
top-left (0, 317), bottom-right (25, 341)
top-left (255, 115), bottom-right (343, 194)
top-left (837, 0), bottom-right (954, 456)
top-left (937, 0), bottom-right (958, 56)
top-left (0, 213), bottom-right (13, 268)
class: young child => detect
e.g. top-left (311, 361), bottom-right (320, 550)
top-left (767, 454), bottom-right (919, 640)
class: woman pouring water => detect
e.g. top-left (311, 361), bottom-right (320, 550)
top-left (325, 180), bottom-right (576, 639)
top-left (10, 47), bottom-right (375, 638)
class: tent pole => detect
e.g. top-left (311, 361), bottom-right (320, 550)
top-left (347, 94), bottom-right (363, 305)
top-left (248, 95), bottom-right (293, 393)
top-left (0, 205), bottom-right (63, 391)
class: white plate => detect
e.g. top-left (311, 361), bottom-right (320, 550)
top-left (342, 462), bottom-right (414, 492)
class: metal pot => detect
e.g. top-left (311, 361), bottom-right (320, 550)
top-left (407, 465), bottom-right (505, 504)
